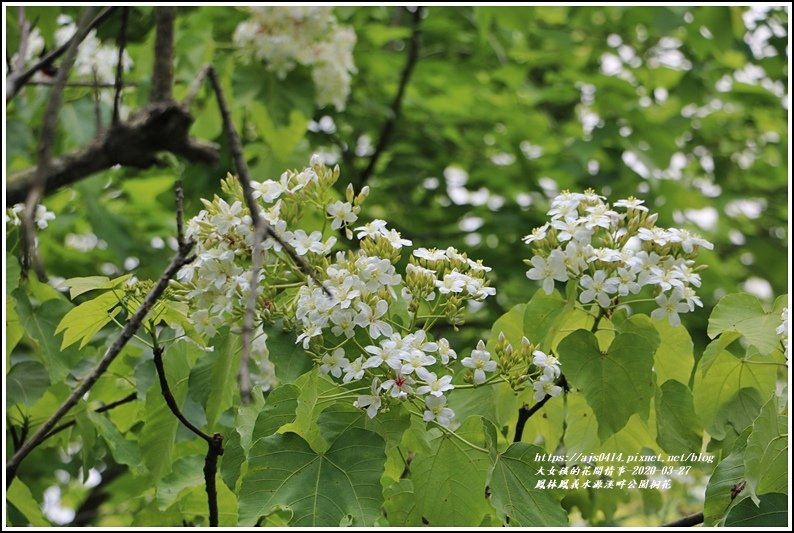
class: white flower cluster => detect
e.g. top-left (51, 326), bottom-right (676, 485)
top-left (777, 307), bottom-right (789, 360)
top-left (5, 203), bottom-right (56, 229)
top-left (524, 190), bottom-right (713, 327)
top-left (233, 7), bottom-right (356, 111)
top-left (53, 15), bottom-right (133, 83)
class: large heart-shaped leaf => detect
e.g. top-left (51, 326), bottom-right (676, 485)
top-left (238, 427), bottom-right (386, 526)
top-left (557, 329), bottom-right (657, 441)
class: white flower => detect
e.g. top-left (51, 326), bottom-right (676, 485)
top-left (436, 270), bottom-right (467, 294)
top-left (522, 223), bottom-right (549, 244)
top-left (252, 180), bottom-right (284, 203)
top-left (320, 348), bottom-right (348, 378)
top-left (381, 373), bottom-right (415, 399)
top-left (209, 199), bottom-right (244, 235)
top-left (614, 197), bottom-right (648, 212)
top-left (437, 338), bottom-right (457, 365)
top-left (579, 270), bottom-right (618, 308)
top-left (355, 219), bottom-right (388, 239)
top-left (363, 339), bottom-right (402, 370)
top-left (413, 247), bottom-right (449, 262)
top-left (526, 249), bottom-right (569, 294)
top-left (551, 217), bottom-right (592, 243)
top-left (342, 356), bottom-right (365, 383)
top-left (588, 247), bottom-right (622, 263)
top-left (615, 267), bottom-right (641, 296)
top-left (415, 368), bottom-right (454, 397)
top-left (423, 395), bottom-right (455, 427)
top-left (354, 299), bottom-right (393, 339)
top-left (326, 200), bottom-right (357, 229)
top-left (383, 228), bottom-right (412, 249)
top-left (461, 340), bottom-right (497, 385)
top-left (651, 291), bottom-right (690, 327)
top-left (291, 229), bottom-right (335, 255)
top-left (532, 350), bottom-right (561, 379)
top-left (681, 286), bottom-right (703, 311)
top-left (533, 375), bottom-right (563, 402)
top-left (354, 378), bottom-right (383, 418)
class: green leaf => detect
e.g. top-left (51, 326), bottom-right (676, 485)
top-left (489, 442), bottom-right (568, 526)
top-left (523, 289), bottom-right (567, 349)
top-left (651, 319), bottom-right (694, 385)
top-left (557, 329), bottom-right (656, 440)
top-left (87, 410), bottom-right (144, 475)
top-left (692, 348), bottom-right (776, 439)
top-left (6, 296), bottom-right (24, 356)
top-left (220, 396), bottom-right (264, 492)
top-left (252, 384), bottom-right (300, 439)
top-left (743, 396), bottom-right (787, 501)
top-left (383, 479), bottom-right (422, 526)
top-left (173, 482), bottom-right (238, 527)
top-left (489, 303), bottom-right (526, 348)
top-left (188, 329), bottom-right (241, 430)
top-left (139, 340), bottom-right (197, 479)
top-left (699, 331), bottom-right (743, 376)
top-left (724, 493), bottom-right (788, 527)
top-left (6, 361), bottom-right (49, 407)
top-left (317, 403), bottom-right (411, 450)
top-left (712, 387), bottom-right (765, 437)
top-left (703, 431), bottom-right (748, 525)
top-left (62, 274), bottom-right (131, 299)
top-left (410, 416), bottom-right (492, 526)
top-left (238, 428), bottom-right (386, 526)
top-left (75, 410), bottom-right (97, 481)
top-left (55, 291), bottom-right (121, 350)
top-left (157, 455), bottom-right (205, 510)
top-left (6, 479), bottom-right (49, 526)
top-left (13, 290), bottom-right (78, 382)
top-left (280, 370), bottom-right (341, 451)
top-left (708, 293), bottom-right (781, 353)
top-left (654, 380), bottom-right (702, 454)
top-left (263, 327), bottom-right (313, 384)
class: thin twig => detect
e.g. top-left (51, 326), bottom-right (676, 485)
top-left (175, 180), bottom-right (185, 248)
top-left (6, 7), bottom-right (118, 101)
top-left (205, 66), bottom-right (329, 294)
top-left (92, 70), bottom-right (102, 136)
top-left (27, 80), bottom-right (133, 88)
top-left (112, 7), bottom-right (129, 125)
top-left (5, 247), bottom-right (194, 487)
top-left (152, 341), bottom-right (223, 526)
top-left (662, 512), bottom-right (704, 527)
top-left (151, 7), bottom-right (176, 103)
top-left (357, 6), bottom-right (423, 189)
top-left (21, 7), bottom-right (99, 281)
top-left (14, 7), bottom-right (30, 74)
top-left (240, 223), bottom-right (267, 403)
top-left (182, 64), bottom-right (211, 108)
top-left (513, 375), bottom-right (568, 443)
top-left (43, 392), bottom-right (138, 440)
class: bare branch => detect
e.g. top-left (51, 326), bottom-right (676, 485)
top-left (151, 7), bottom-right (176, 102)
top-left (6, 101), bottom-right (219, 206)
top-left (5, 7), bottom-right (118, 102)
top-left (112, 7), bottom-right (129, 125)
top-left (662, 512), bottom-right (704, 527)
top-left (14, 7), bottom-right (30, 74)
top-left (182, 64), bottom-right (211, 108)
top-left (240, 223), bottom-right (268, 403)
top-left (357, 6), bottom-right (423, 189)
top-left (21, 7), bottom-right (99, 280)
top-left (176, 180), bottom-right (186, 248)
top-left (5, 247), bottom-right (195, 487)
top-left (513, 375), bottom-right (568, 443)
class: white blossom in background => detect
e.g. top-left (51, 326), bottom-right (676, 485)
top-left (53, 15), bottom-right (133, 83)
top-left (233, 7), bottom-right (356, 111)
top-left (5, 203), bottom-right (56, 229)
top-left (778, 307), bottom-right (789, 360)
top-left (523, 191), bottom-right (713, 326)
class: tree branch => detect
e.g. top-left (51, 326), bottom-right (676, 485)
top-left (5, 7), bottom-right (118, 101)
top-left (14, 7), bottom-right (31, 75)
top-left (112, 7), bottom-right (129, 125)
top-left (356, 6), bottom-right (423, 189)
top-left (662, 512), bottom-right (704, 527)
top-left (150, 7), bottom-right (176, 102)
top-left (43, 392), bottom-right (138, 441)
top-left (152, 340), bottom-right (223, 527)
top-left (205, 65), bottom-right (331, 400)
top-left (5, 247), bottom-right (194, 487)
top-left (6, 101), bottom-right (219, 206)
top-left (513, 375), bottom-right (568, 443)
top-left (175, 180), bottom-right (186, 248)
top-left (21, 7), bottom-right (99, 281)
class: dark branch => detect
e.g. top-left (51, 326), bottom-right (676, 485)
top-left (6, 101), bottom-right (219, 206)
top-left (5, 7), bottom-right (118, 101)
top-left (5, 247), bottom-right (195, 487)
top-left (357, 6), bottom-right (423, 189)
top-left (513, 375), bottom-right (568, 443)
top-left (21, 7), bottom-right (99, 281)
top-left (152, 341), bottom-right (223, 527)
top-left (43, 392), bottom-right (138, 441)
top-left (150, 7), bottom-right (176, 102)
top-left (112, 7), bottom-right (129, 125)
top-left (662, 512), bottom-right (704, 527)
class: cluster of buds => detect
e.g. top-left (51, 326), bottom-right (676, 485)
top-left (490, 332), bottom-right (563, 401)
